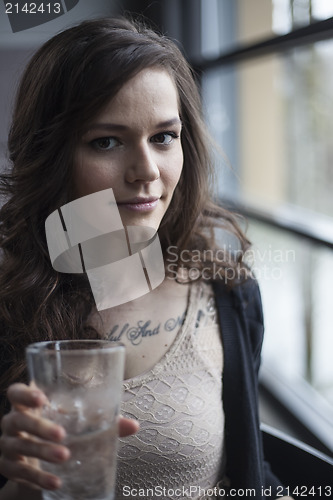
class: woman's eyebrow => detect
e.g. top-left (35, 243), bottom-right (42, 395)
top-left (84, 117), bottom-right (182, 133)
top-left (156, 117), bottom-right (182, 128)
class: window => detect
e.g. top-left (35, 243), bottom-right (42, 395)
top-left (198, 0), bottom-right (333, 452)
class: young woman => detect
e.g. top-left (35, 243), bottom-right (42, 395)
top-left (0, 17), bottom-right (291, 500)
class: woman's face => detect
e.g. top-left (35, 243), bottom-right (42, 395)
top-left (73, 68), bottom-right (183, 230)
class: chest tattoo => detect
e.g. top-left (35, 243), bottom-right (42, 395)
top-left (107, 312), bottom-right (185, 346)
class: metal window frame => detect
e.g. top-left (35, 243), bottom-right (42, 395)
top-left (191, 16), bottom-right (333, 72)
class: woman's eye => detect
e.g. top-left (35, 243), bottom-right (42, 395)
top-left (91, 137), bottom-right (118, 150)
top-left (151, 132), bottom-right (178, 145)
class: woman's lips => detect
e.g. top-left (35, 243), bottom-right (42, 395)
top-left (117, 197), bottom-right (159, 212)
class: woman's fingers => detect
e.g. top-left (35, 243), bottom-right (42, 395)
top-left (5, 386), bottom-right (139, 441)
top-left (7, 383), bottom-right (47, 410)
top-left (1, 410), bottom-right (65, 443)
top-left (0, 456), bottom-right (61, 491)
top-left (0, 383), bottom-right (69, 491)
top-left (118, 416), bottom-right (139, 437)
top-left (1, 435), bottom-right (70, 463)
top-left (0, 385), bottom-right (138, 492)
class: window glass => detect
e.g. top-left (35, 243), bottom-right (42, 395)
top-left (200, 0), bottom-right (333, 58)
top-left (247, 220), bottom-right (333, 409)
top-left (274, 0), bottom-right (333, 34)
top-left (203, 39), bottom-right (333, 218)
top-left (201, 12), bottom-right (333, 417)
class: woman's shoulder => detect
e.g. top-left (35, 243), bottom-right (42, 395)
top-left (211, 277), bottom-right (264, 367)
top-left (212, 277), bottom-right (263, 322)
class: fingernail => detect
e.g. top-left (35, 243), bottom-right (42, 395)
top-left (31, 390), bottom-right (45, 404)
top-left (53, 448), bottom-right (67, 461)
top-left (46, 476), bottom-right (61, 489)
top-left (51, 426), bottom-right (66, 441)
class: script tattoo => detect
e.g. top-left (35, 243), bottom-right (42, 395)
top-left (164, 311), bottom-right (185, 332)
top-left (107, 313), bottom-right (185, 346)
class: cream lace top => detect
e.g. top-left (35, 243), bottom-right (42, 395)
top-left (116, 282), bottom-right (225, 500)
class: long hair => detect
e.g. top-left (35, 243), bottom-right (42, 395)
top-left (0, 17), bottom-right (250, 405)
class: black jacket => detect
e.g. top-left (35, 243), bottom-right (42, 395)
top-left (213, 279), bottom-right (284, 499)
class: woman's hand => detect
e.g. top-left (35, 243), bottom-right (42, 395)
top-left (0, 384), bottom-right (69, 491)
top-left (0, 383), bottom-right (139, 492)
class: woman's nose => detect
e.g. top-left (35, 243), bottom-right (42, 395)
top-left (125, 143), bottom-right (160, 183)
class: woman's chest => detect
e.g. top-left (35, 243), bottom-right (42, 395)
top-left (87, 280), bottom-right (190, 379)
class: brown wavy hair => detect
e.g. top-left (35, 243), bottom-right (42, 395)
top-left (0, 16), bottom-right (250, 410)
